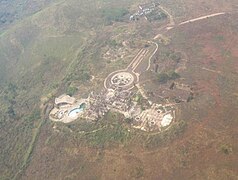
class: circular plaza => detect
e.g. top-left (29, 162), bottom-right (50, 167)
top-left (104, 70), bottom-right (138, 90)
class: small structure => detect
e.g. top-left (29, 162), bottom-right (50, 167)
top-left (130, 2), bottom-right (155, 21)
top-left (132, 103), bottom-right (175, 131)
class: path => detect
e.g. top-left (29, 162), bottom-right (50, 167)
top-left (146, 41), bottom-right (159, 71)
top-left (158, 5), bottom-right (175, 26)
top-left (178, 12), bottom-right (226, 26)
top-left (136, 84), bottom-right (149, 100)
top-left (201, 67), bottom-right (222, 74)
top-left (153, 9), bottom-right (226, 39)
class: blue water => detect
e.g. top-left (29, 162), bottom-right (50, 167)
top-left (68, 103), bottom-right (86, 117)
top-left (70, 108), bottom-right (83, 114)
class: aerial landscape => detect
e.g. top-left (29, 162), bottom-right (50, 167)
top-left (0, 0), bottom-right (238, 179)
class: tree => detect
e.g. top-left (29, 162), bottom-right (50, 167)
top-left (66, 86), bottom-right (78, 96)
top-left (158, 71), bottom-right (180, 83)
top-left (157, 73), bottom-right (170, 83)
top-left (169, 72), bottom-right (180, 80)
top-left (7, 106), bottom-right (15, 118)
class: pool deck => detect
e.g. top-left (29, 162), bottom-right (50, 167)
top-left (49, 98), bottom-right (88, 123)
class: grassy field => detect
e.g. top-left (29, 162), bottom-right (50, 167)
top-left (0, 0), bottom-right (146, 179)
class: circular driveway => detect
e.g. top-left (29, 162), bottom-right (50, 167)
top-left (104, 70), bottom-right (138, 90)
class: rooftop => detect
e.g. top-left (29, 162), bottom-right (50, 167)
top-left (55, 94), bottom-right (76, 105)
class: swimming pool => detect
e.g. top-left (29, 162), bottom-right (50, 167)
top-left (68, 103), bottom-right (86, 119)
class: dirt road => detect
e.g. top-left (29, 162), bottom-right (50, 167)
top-left (159, 5), bottom-right (175, 26)
top-left (179, 12), bottom-right (226, 26)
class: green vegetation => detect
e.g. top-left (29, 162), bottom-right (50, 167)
top-left (101, 7), bottom-right (129, 24)
top-left (0, 0), bottom-right (96, 178)
top-left (86, 123), bottom-right (130, 147)
top-left (220, 144), bottom-right (233, 155)
top-left (170, 52), bottom-right (182, 63)
top-left (59, 111), bottom-right (131, 148)
top-left (56, 112), bottom-right (187, 151)
top-left (85, 112), bottom-right (130, 147)
top-left (1, 0), bottom-right (237, 179)
top-left (108, 39), bottom-right (122, 47)
top-left (157, 71), bottom-right (180, 83)
top-left (0, 108), bottom-right (42, 179)
top-left (214, 35), bottom-right (224, 41)
top-left (66, 86), bottom-right (78, 96)
top-left (147, 10), bottom-right (167, 22)
top-left (160, 49), bottom-right (182, 63)
top-left (135, 93), bottom-right (143, 103)
top-left (131, 166), bottom-right (144, 178)
top-left (145, 120), bottom-right (187, 149)
top-left (134, 93), bottom-right (148, 110)
top-left (157, 72), bottom-right (170, 83)
top-left (14, 116), bottom-right (45, 180)
top-left (0, 0), bottom-right (56, 30)
top-left (169, 71), bottom-right (180, 79)
top-left (124, 118), bottom-right (133, 124)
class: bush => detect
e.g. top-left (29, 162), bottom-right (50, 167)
top-left (157, 71), bottom-right (180, 83)
top-left (80, 71), bottom-right (91, 82)
top-left (101, 8), bottom-right (129, 24)
top-left (170, 52), bottom-right (181, 62)
top-left (147, 11), bottom-right (167, 21)
top-left (7, 105), bottom-right (16, 118)
top-left (220, 144), bottom-right (232, 155)
top-left (169, 71), bottom-right (180, 80)
top-left (108, 39), bottom-right (121, 47)
top-left (157, 73), bottom-right (170, 83)
top-left (125, 118), bottom-right (133, 124)
top-left (66, 86), bottom-right (78, 96)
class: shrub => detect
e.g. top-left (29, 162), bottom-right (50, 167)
top-left (169, 71), bottom-right (180, 80)
top-left (157, 71), bottom-right (180, 83)
top-left (125, 118), bottom-right (133, 124)
top-left (80, 71), bottom-right (91, 82)
top-left (170, 52), bottom-right (181, 62)
top-left (66, 86), bottom-right (78, 96)
top-left (101, 8), bottom-right (129, 24)
top-left (220, 144), bottom-right (232, 155)
top-left (157, 73), bottom-right (170, 83)
top-left (108, 39), bottom-right (120, 47)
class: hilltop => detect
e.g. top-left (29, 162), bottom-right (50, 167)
top-left (0, 0), bottom-right (238, 179)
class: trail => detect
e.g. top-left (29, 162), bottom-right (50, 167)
top-left (179, 12), bottom-right (226, 26)
top-left (159, 5), bottom-right (175, 26)
top-left (201, 67), bottom-right (221, 74)
top-left (136, 84), bottom-right (149, 100)
top-left (13, 117), bottom-right (46, 180)
top-left (146, 41), bottom-right (159, 71)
